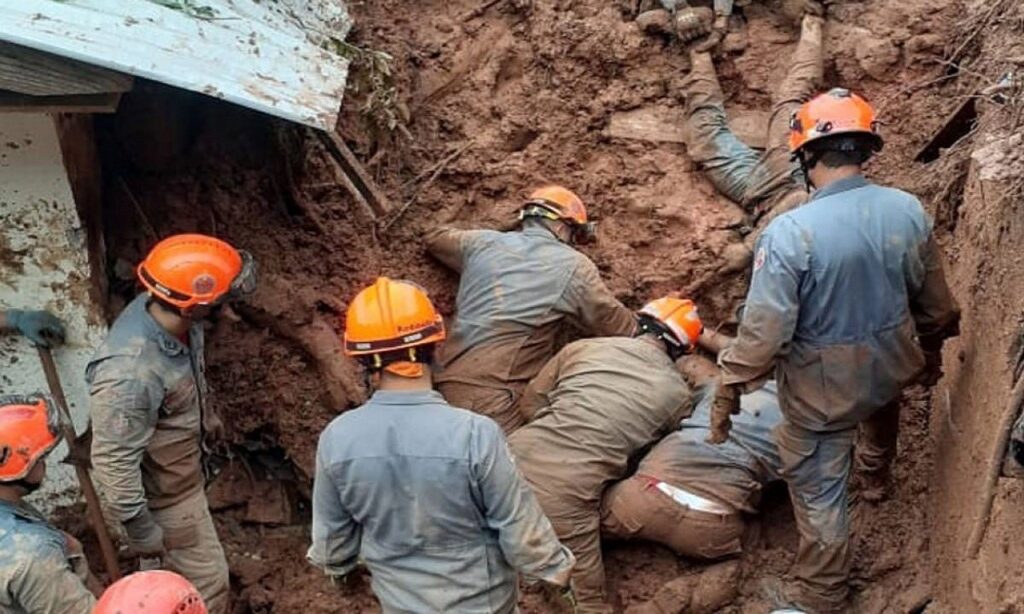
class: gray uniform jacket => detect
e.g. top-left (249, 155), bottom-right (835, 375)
top-left (719, 175), bottom-right (960, 432)
top-left (0, 501), bottom-right (95, 613)
top-left (87, 294), bottom-right (208, 520)
top-left (308, 390), bottom-right (575, 613)
top-left (640, 382), bottom-right (784, 514)
top-left (424, 224), bottom-right (636, 393)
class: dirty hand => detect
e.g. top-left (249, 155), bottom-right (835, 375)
top-left (706, 381), bottom-right (740, 444)
top-left (123, 509), bottom-right (166, 559)
top-left (203, 410), bottom-right (227, 445)
top-left (674, 6), bottom-right (713, 43)
top-left (4, 309), bottom-right (66, 347)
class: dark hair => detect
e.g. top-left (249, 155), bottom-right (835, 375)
top-left (358, 344), bottom-right (436, 372)
top-left (802, 133), bottom-right (881, 168)
top-left (635, 314), bottom-right (688, 362)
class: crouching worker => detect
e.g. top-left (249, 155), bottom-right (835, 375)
top-left (508, 297), bottom-right (703, 613)
top-left (0, 394), bottom-right (98, 613)
top-left (601, 372), bottom-right (784, 560)
top-left (95, 570), bottom-right (206, 613)
top-left (308, 277), bottom-right (576, 613)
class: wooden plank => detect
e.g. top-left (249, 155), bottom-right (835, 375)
top-left (319, 130), bottom-right (393, 217)
top-left (0, 91), bottom-right (121, 113)
top-left (0, 41), bottom-right (131, 96)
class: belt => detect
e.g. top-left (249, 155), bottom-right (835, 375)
top-left (637, 474), bottom-right (734, 515)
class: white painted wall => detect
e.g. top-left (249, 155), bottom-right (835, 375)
top-left (0, 112), bottom-right (107, 510)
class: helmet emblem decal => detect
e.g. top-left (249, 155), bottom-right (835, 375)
top-left (192, 273), bottom-right (216, 295)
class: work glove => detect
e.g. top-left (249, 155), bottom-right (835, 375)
top-left (5, 309), bottom-right (66, 347)
top-left (123, 509), bottom-right (166, 559)
top-left (706, 380), bottom-right (740, 444)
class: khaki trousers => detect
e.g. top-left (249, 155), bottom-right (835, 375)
top-left (600, 476), bottom-right (744, 560)
top-left (151, 489), bottom-right (230, 614)
top-left (436, 381), bottom-right (524, 434)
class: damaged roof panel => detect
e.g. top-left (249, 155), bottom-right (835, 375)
top-left (0, 0), bottom-right (351, 129)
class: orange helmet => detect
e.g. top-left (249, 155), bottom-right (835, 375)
top-left (0, 394), bottom-right (61, 482)
top-left (638, 297), bottom-right (704, 357)
top-left (788, 88), bottom-right (883, 154)
top-left (522, 185), bottom-right (589, 225)
top-left (94, 570), bottom-right (207, 614)
top-left (137, 233), bottom-right (257, 312)
top-left (344, 278), bottom-right (445, 375)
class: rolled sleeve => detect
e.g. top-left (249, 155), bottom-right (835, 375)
top-left (8, 548), bottom-right (96, 614)
top-left (307, 448), bottom-right (360, 577)
top-left (471, 419), bottom-right (575, 586)
top-left (720, 220), bottom-right (807, 386)
top-left (565, 260), bottom-right (636, 338)
top-left (88, 359), bottom-right (162, 522)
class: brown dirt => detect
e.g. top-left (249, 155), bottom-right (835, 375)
top-left (80, 0), bottom-right (1009, 611)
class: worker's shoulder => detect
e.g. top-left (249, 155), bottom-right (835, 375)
top-left (0, 508), bottom-right (64, 566)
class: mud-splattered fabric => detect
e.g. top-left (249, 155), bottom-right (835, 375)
top-left (601, 382), bottom-right (785, 560)
top-left (308, 389), bottom-right (574, 614)
top-left (425, 223), bottom-right (636, 434)
top-left (0, 500), bottom-right (95, 614)
top-left (87, 294), bottom-right (209, 519)
top-left (508, 336), bottom-right (692, 613)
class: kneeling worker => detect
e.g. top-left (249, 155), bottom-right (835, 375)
top-left (0, 394), bottom-right (97, 613)
top-left (508, 297), bottom-right (702, 613)
top-left (308, 277), bottom-right (576, 613)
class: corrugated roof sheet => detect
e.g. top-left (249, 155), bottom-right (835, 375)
top-left (0, 0), bottom-right (352, 129)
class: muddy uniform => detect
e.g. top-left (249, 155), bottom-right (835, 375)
top-left (309, 390), bottom-right (575, 613)
top-left (683, 14), bottom-right (822, 246)
top-left (602, 382), bottom-right (783, 559)
top-left (718, 175), bottom-right (960, 611)
top-left (508, 337), bottom-right (692, 613)
top-left (0, 500), bottom-right (96, 613)
top-left (87, 295), bottom-right (229, 613)
top-left (424, 224), bottom-right (636, 434)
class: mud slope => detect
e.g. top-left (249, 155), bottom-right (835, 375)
top-left (91, 0), bottom-right (969, 611)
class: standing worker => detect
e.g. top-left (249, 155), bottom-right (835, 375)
top-left (308, 277), bottom-right (576, 613)
top-left (0, 394), bottom-right (98, 613)
top-left (508, 297), bottom-right (702, 612)
top-left (87, 233), bottom-right (257, 614)
top-left (425, 186), bottom-right (636, 434)
top-left (711, 90), bottom-right (960, 612)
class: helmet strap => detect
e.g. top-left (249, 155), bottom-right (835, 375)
top-left (636, 315), bottom-right (689, 361)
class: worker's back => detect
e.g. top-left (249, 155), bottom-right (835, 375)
top-left (753, 175), bottom-right (930, 429)
top-left (426, 224), bottom-right (635, 390)
top-left (509, 337), bottom-right (692, 503)
top-left (312, 389), bottom-right (567, 613)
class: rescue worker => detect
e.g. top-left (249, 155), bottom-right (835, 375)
top-left (308, 277), bottom-right (576, 613)
top-left (0, 309), bottom-right (65, 347)
top-left (601, 366), bottom-right (784, 562)
top-left (94, 570), bottom-right (207, 614)
top-left (0, 393), bottom-right (97, 613)
top-left (87, 233), bottom-right (257, 614)
top-left (508, 296), bottom-right (702, 612)
top-left (710, 90), bottom-right (960, 612)
top-left (424, 186), bottom-right (637, 434)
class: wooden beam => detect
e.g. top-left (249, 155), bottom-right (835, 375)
top-left (0, 40), bottom-right (131, 96)
top-left (318, 130), bottom-right (393, 218)
top-left (0, 91), bottom-right (122, 114)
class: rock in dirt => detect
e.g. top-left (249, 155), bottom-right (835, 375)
top-left (854, 32), bottom-right (901, 81)
top-left (625, 560), bottom-right (740, 614)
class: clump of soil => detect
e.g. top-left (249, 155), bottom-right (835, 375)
top-left (91, 0), bottom-right (966, 610)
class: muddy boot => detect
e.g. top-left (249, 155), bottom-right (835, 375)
top-left (761, 577), bottom-right (814, 613)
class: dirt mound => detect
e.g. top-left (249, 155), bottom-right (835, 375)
top-left (89, 0), bottom-right (970, 610)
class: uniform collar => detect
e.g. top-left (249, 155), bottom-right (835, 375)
top-left (369, 389), bottom-right (448, 406)
top-left (129, 294), bottom-right (194, 357)
top-left (521, 224), bottom-right (565, 244)
top-left (809, 174), bottom-right (870, 202)
top-left (0, 499), bottom-right (45, 523)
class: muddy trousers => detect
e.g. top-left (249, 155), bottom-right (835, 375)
top-left (534, 497), bottom-right (610, 613)
top-left (775, 422), bottom-right (856, 613)
top-left (599, 476), bottom-right (744, 559)
top-left (436, 381), bottom-right (524, 434)
top-left (151, 489), bottom-right (230, 614)
top-left (683, 14), bottom-right (823, 214)
top-left (856, 398), bottom-right (900, 479)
